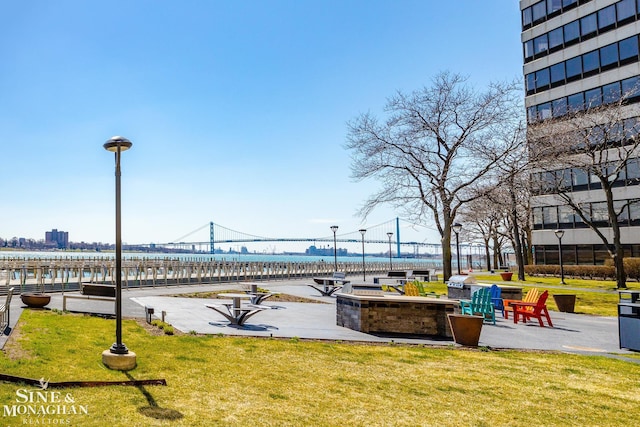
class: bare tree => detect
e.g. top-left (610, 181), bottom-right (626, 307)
top-left (345, 72), bottom-right (522, 280)
top-left (458, 194), bottom-right (504, 272)
top-left (530, 96), bottom-right (640, 289)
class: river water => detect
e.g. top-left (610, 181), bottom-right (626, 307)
top-left (0, 250), bottom-right (442, 266)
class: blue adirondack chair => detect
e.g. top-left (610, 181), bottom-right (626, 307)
top-left (459, 287), bottom-right (496, 325)
top-left (489, 284), bottom-right (505, 318)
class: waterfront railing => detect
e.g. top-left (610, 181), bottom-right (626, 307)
top-left (0, 258), bottom-right (439, 295)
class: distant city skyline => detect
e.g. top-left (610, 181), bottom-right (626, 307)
top-left (0, 1), bottom-right (522, 251)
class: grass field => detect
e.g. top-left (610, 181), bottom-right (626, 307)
top-left (1, 308), bottom-right (639, 426)
top-left (416, 272), bottom-right (640, 317)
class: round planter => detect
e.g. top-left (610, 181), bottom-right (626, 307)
top-left (21, 293), bottom-right (51, 308)
top-left (500, 272), bottom-right (513, 281)
top-left (553, 294), bottom-right (576, 313)
top-left (447, 314), bottom-right (484, 347)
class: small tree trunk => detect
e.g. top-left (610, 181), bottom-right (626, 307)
top-left (484, 240), bottom-right (492, 272)
top-left (442, 237), bottom-right (453, 282)
top-left (509, 187), bottom-right (526, 281)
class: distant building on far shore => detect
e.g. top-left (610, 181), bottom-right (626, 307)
top-left (45, 229), bottom-right (69, 249)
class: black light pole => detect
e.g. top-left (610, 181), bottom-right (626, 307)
top-left (387, 232), bottom-right (393, 270)
top-left (452, 222), bottom-right (462, 275)
top-left (359, 229), bottom-right (366, 280)
top-left (104, 136), bottom-right (132, 356)
top-left (555, 229), bottom-right (566, 284)
top-left (330, 225), bottom-right (339, 271)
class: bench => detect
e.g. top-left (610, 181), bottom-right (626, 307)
top-left (373, 270), bottom-right (413, 285)
top-left (81, 284), bottom-right (116, 297)
top-left (309, 272), bottom-right (349, 296)
top-left (312, 272), bottom-right (349, 286)
top-left (410, 269), bottom-right (438, 282)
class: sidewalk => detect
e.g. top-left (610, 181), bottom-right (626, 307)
top-left (1, 278), bottom-right (637, 360)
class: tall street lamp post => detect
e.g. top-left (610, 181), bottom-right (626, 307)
top-left (101, 136), bottom-right (136, 371)
top-left (359, 229), bottom-right (366, 280)
top-left (554, 229), bottom-right (566, 284)
top-left (387, 232), bottom-right (393, 270)
top-left (452, 222), bottom-right (462, 276)
top-left (330, 225), bottom-right (339, 272)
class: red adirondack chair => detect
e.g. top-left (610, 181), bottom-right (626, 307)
top-left (512, 290), bottom-right (553, 327)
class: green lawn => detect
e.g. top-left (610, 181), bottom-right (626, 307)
top-left (1, 310), bottom-right (639, 426)
top-left (437, 273), bottom-right (640, 317)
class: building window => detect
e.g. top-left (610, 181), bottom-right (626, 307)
top-left (600, 44), bottom-right (619, 70)
top-left (536, 68), bottom-right (550, 90)
top-left (533, 207), bottom-right (544, 230)
top-left (620, 36), bottom-right (640, 63)
top-left (552, 98), bottom-right (568, 117)
top-left (630, 200), bottom-right (640, 225)
top-left (572, 168), bottom-right (589, 189)
top-left (617, 0), bottom-right (637, 24)
top-left (580, 13), bottom-right (598, 39)
top-left (550, 63), bottom-right (566, 87)
top-left (564, 20), bottom-right (580, 45)
top-left (585, 88), bottom-right (602, 108)
top-left (547, 0), bottom-right (563, 15)
top-left (598, 5), bottom-right (617, 31)
top-left (558, 204), bottom-right (575, 227)
top-left (549, 27), bottom-right (564, 52)
top-left (534, 34), bottom-right (549, 56)
top-left (543, 206), bottom-right (558, 228)
top-left (622, 76), bottom-right (640, 100)
top-left (568, 92), bottom-right (584, 111)
top-left (591, 202), bottom-right (609, 225)
top-left (603, 82), bottom-right (622, 103)
top-left (565, 57), bottom-right (582, 82)
top-left (533, 1), bottom-right (547, 24)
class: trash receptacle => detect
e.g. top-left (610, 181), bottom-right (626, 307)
top-left (618, 291), bottom-right (640, 351)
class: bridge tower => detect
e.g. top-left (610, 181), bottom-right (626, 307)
top-left (210, 222), bottom-right (214, 254)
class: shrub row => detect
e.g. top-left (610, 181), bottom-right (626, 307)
top-left (524, 264), bottom-right (615, 279)
top-left (525, 258), bottom-right (640, 280)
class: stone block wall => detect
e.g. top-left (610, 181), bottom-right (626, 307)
top-left (337, 296), bottom-right (455, 338)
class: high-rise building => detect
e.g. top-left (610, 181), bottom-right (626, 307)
top-left (522, 0), bottom-right (640, 264)
top-left (45, 229), bottom-right (69, 249)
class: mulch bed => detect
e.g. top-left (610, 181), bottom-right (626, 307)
top-left (171, 290), bottom-right (326, 304)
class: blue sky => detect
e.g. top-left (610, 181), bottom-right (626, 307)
top-left (0, 0), bottom-right (522, 252)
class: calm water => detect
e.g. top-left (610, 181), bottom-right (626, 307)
top-left (0, 250), bottom-right (441, 266)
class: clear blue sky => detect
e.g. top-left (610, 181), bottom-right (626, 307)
top-left (0, 0), bottom-right (522, 252)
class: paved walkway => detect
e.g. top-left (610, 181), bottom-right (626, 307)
top-left (1, 278), bottom-right (638, 360)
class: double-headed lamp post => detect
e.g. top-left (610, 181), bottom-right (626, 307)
top-left (387, 232), bottom-right (394, 270)
top-left (452, 222), bottom-right (462, 275)
top-left (359, 229), bottom-right (367, 280)
top-left (330, 225), bottom-right (339, 272)
top-left (554, 229), bottom-right (566, 284)
top-left (102, 136), bottom-right (136, 371)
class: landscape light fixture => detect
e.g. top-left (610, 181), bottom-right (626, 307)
top-left (330, 225), bottom-right (339, 271)
top-left (102, 136), bottom-right (136, 370)
top-left (452, 222), bottom-right (462, 275)
top-left (359, 229), bottom-right (366, 280)
top-left (554, 229), bottom-right (566, 284)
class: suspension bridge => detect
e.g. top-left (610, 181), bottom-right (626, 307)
top-left (139, 218), bottom-right (446, 255)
